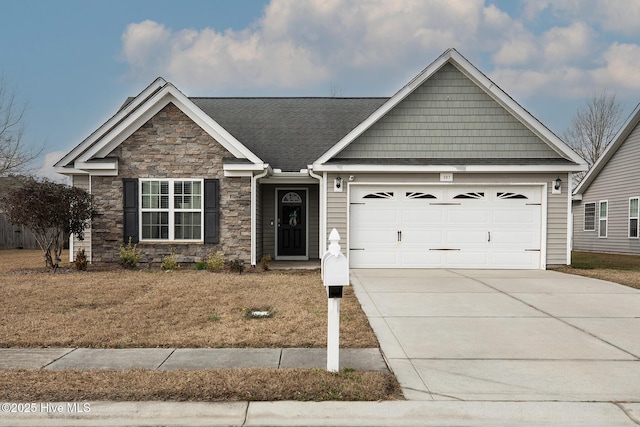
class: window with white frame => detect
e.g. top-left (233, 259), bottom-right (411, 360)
top-left (598, 200), bottom-right (608, 238)
top-left (584, 202), bottom-right (596, 231)
top-left (630, 198), bottom-right (639, 238)
top-left (140, 179), bottom-right (203, 241)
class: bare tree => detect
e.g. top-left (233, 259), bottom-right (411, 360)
top-left (564, 91), bottom-right (624, 182)
top-left (0, 76), bottom-right (42, 177)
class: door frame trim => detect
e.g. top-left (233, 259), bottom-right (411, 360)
top-left (275, 187), bottom-right (309, 260)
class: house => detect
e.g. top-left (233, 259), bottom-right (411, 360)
top-left (55, 48), bottom-right (586, 269)
top-left (572, 103), bottom-right (640, 254)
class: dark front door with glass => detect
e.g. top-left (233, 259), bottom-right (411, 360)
top-left (277, 190), bottom-right (306, 256)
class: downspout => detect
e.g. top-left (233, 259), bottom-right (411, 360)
top-left (251, 166), bottom-right (270, 267)
top-left (308, 166), bottom-right (325, 257)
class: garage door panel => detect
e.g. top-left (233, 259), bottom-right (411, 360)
top-left (349, 185), bottom-right (543, 269)
top-left (401, 208), bottom-right (443, 224)
top-left (491, 230), bottom-right (539, 246)
top-left (446, 230), bottom-right (489, 246)
top-left (351, 229), bottom-right (398, 245)
top-left (445, 250), bottom-right (490, 268)
top-left (447, 209), bottom-right (489, 225)
top-left (402, 229), bottom-right (445, 245)
top-left (490, 251), bottom-right (540, 269)
top-left (493, 208), bottom-right (539, 225)
top-left (351, 207), bottom-right (398, 224)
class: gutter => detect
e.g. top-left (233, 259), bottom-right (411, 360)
top-left (251, 165), bottom-right (271, 266)
top-left (308, 166), bottom-right (326, 256)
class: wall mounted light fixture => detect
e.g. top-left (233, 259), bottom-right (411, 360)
top-left (334, 176), bottom-right (343, 192)
top-left (554, 176), bottom-right (562, 191)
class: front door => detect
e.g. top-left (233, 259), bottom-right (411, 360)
top-left (277, 189), bottom-right (306, 257)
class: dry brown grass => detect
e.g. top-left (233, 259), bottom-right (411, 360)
top-left (556, 251), bottom-right (640, 290)
top-left (0, 250), bottom-right (400, 402)
top-left (0, 250), bottom-right (378, 348)
top-left (0, 369), bottom-right (403, 402)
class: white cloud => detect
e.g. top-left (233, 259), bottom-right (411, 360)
top-left (118, 0), bottom-right (640, 107)
top-left (36, 151), bottom-right (69, 184)
top-left (592, 43), bottom-right (640, 90)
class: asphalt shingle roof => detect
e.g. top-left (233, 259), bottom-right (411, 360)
top-left (191, 97), bottom-right (388, 171)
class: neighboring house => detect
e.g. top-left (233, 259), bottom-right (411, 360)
top-left (572, 103), bottom-right (640, 254)
top-left (55, 48), bottom-right (586, 269)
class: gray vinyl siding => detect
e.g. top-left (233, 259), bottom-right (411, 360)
top-left (336, 63), bottom-right (562, 160)
top-left (72, 174), bottom-right (92, 261)
top-left (325, 172), bottom-right (569, 267)
top-left (261, 185), bottom-right (276, 259)
top-left (573, 122), bottom-right (640, 254)
top-left (260, 184), bottom-right (319, 259)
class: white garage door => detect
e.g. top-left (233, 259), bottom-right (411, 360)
top-left (349, 185), bottom-right (543, 269)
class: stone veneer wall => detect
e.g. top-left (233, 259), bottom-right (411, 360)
top-left (90, 103), bottom-right (252, 265)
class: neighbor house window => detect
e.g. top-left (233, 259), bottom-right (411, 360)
top-left (584, 202), bottom-right (596, 231)
top-left (599, 200), bottom-right (608, 238)
top-left (140, 179), bottom-right (203, 241)
top-left (630, 198), bottom-right (639, 238)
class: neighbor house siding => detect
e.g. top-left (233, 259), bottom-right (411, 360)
top-left (573, 122), bottom-right (640, 254)
top-left (336, 63), bottom-right (562, 160)
top-left (72, 174), bottom-right (92, 261)
top-left (90, 103), bottom-right (252, 264)
top-left (325, 172), bottom-right (568, 267)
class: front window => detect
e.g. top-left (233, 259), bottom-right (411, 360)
top-left (599, 201), bottom-right (608, 238)
top-left (140, 179), bottom-right (203, 241)
top-left (630, 198), bottom-right (639, 238)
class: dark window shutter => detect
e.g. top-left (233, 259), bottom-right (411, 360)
top-left (204, 179), bottom-right (220, 244)
top-left (122, 178), bottom-right (139, 243)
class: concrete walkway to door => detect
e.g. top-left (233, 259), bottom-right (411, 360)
top-left (350, 269), bottom-right (640, 403)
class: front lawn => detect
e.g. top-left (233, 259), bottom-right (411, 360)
top-left (0, 250), bottom-right (377, 348)
top-left (557, 251), bottom-right (640, 290)
top-left (0, 250), bottom-right (402, 402)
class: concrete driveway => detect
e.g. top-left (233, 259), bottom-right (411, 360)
top-left (350, 269), bottom-right (640, 402)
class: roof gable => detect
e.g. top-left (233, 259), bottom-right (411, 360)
top-left (574, 103), bottom-right (640, 196)
top-left (314, 48), bottom-right (586, 168)
top-left (55, 79), bottom-right (263, 174)
top-left (335, 63), bottom-right (561, 160)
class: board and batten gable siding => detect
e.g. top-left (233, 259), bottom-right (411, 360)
top-left (336, 63), bottom-right (562, 160)
top-left (325, 172), bottom-right (570, 267)
top-left (573, 121), bottom-right (640, 254)
top-left (71, 174), bottom-right (92, 261)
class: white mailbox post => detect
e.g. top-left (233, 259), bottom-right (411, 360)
top-left (321, 228), bottom-right (350, 372)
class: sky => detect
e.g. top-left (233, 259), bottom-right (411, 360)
top-left (1, 0), bottom-right (640, 181)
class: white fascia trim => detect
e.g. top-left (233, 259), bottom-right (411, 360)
top-left (55, 166), bottom-right (90, 175)
top-left (312, 164), bottom-right (587, 173)
top-left (77, 83), bottom-right (263, 166)
top-left (223, 163), bottom-right (267, 171)
top-left (315, 48), bottom-right (586, 168)
top-left (55, 78), bottom-right (168, 168)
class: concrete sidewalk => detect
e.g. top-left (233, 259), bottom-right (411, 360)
top-left (0, 347), bottom-right (388, 371)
